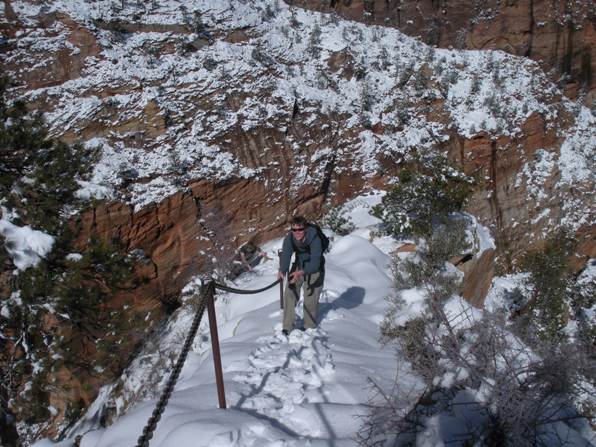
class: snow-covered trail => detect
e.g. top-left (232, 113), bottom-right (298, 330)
top-left (33, 194), bottom-right (595, 447)
top-left (77, 215), bottom-right (422, 447)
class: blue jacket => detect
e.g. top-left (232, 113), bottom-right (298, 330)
top-left (279, 226), bottom-right (323, 275)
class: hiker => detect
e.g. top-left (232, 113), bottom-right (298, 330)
top-left (239, 242), bottom-right (270, 272)
top-left (228, 241), bottom-right (268, 280)
top-left (277, 216), bottom-right (326, 335)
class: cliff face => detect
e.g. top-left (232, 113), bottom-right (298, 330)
top-left (286, 0), bottom-right (595, 104)
top-left (447, 110), bottom-right (594, 270)
top-left (0, 0), bottom-right (594, 442)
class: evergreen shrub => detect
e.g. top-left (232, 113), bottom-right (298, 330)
top-left (519, 230), bottom-right (577, 343)
top-left (371, 154), bottom-right (474, 238)
top-left (0, 73), bottom-right (146, 431)
top-left (319, 205), bottom-right (355, 236)
top-left (387, 221), bottom-right (469, 323)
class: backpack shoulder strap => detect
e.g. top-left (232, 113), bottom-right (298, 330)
top-left (288, 231), bottom-right (298, 252)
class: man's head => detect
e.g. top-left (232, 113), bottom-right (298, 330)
top-left (290, 216), bottom-right (307, 242)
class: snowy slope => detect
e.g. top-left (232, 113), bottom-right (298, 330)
top-left (6, 0), bottom-right (593, 218)
top-left (31, 194), bottom-right (595, 447)
top-left (68, 194), bottom-right (423, 447)
top-left (5, 1), bottom-right (594, 443)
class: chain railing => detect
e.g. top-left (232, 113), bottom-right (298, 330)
top-left (135, 277), bottom-right (282, 447)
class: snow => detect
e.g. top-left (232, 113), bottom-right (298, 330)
top-left (558, 106), bottom-right (595, 185)
top-left (29, 440), bottom-right (71, 447)
top-left (519, 148), bottom-right (557, 202)
top-left (75, 180), bottom-right (114, 201)
top-left (44, 196), bottom-right (420, 447)
top-left (461, 213), bottom-right (495, 255)
top-left (66, 253), bottom-right (83, 262)
top-left (7, 0), bottom-right (585, 217)
top-left (572, 259), bottom-right (596, 334)
top-left (443, 295), bottom-right (483, 329)
top-left (341, 191), bottom-right (384, 230)
top-left (0, 211), bottom-right (55, 271)
top-left (484, 273), bottom-right (529, 315)
top-left (27, 194), bottom-right (594, 447)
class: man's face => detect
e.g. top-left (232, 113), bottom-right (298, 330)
top-left (291, 225), bottom-right (306, 242)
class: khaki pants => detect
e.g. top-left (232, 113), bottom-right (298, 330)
top-left (283, 270), bottom-right (324, 331)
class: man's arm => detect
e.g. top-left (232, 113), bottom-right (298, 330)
top-left (277, 235), bottom-right (293, 279)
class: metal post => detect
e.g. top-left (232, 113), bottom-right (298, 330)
top-left (277, 250), bottom-right (284, 309)
top-left (206, 282), bottom-right (226, 409)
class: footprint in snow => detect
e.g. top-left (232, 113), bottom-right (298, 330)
top-left (232, 328), bottom-right (335, 437)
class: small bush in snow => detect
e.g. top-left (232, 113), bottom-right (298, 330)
top-left (398, 63), bottom-right (414, 88)
top-left (471, 73), bottom-right (481, 94)
top-left (320, 205), bottom-right (355, 236)
top-left (168, 150), bottom-right (190, 187)
top-left (308, 23), bottom-right (322, 58)
top-left (192, 11), bottom-right (205, 33)
top-left (391, 221), bottom-right (469, 291)
top-left (414, 68), bottom-right (430, 91)
top-left (371, 154), bottom-right (474, 238)
top-left (289, 9), bottom-right (301, 28)
top-left (262, 4), bottom-right (275, 21)
top-left (379, 46), bottom-right (390, 70)
top-left (366, 239), bottom-right (594, 447)
top-left (518, 230), bottom-right (577, 343)
top-left (446, 69), bottom-right (459, 85)
top-left (484, 94), bottom-right (501, 116)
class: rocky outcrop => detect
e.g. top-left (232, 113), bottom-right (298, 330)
top-left (286, 0), bottom-right (595, 103)
top-left (444, 111), bottom-right (594, 269)
top-left (3, 13), bottom-right (102, 90)
top-left (457, 248), bottom-right (496, 308)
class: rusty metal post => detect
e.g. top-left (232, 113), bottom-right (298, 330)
top-left (206, 282), bottom-right (226, 409)
top-left (277, 250), bottom-right (284, 309)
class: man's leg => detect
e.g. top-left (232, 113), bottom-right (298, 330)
top-left (283, 276), bottom-right (304, 332)
top-left (302, 271), bottom-right (324, 329)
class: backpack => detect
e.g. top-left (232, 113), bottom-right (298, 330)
top-left (311, 223), bottom-right (330, 253)
top-left (290, 223), bottom-right (330, 254)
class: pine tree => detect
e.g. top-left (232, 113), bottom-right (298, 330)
top-left (0, 74), bottom-right (148, 433)
top-left (0, 73), bottom-right (96, 235)
top-left (371, 154), bottom-right (474, 238)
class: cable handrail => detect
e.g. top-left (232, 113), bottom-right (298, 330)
top-left (213, 278), bottom-right (281, 294)
top-left (135, 281), bottom-right (213, 447)
top-left (135, 276), bottom-right (282, 446)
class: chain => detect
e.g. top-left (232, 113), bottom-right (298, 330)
top-left (135, 277), bottom-right (280, 446)
top-left (213, 278), bottom-right (281, 295)
top-left (135, 281), bottom-right (213, 447)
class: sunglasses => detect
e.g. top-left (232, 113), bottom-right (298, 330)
top-left (291, 227), bottom-right (305, 232)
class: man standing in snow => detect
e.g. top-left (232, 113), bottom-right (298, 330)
top-left (277, 216), bottom-right (325, 335)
